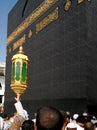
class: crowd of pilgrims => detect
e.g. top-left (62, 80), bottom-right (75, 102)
top-left (0, 94), bottom-right (97, 130)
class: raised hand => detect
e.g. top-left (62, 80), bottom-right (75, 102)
top-left (14, 93), bottom-right (21, 102)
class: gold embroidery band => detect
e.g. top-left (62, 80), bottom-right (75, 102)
top-left (13, 34), bottom-right (26, 51)
top-left (36, 7), bottom-right (58, 33)
top-left (77, 0), bottom-right (85, 4)
top-left (87, 0), bottom-right (92, 2)
top-left (7, 0), bottom-right (58, 45)
top-left (64, 0), bottom-right (72, 11)
top-left (77, 0), bottom-right (92, 4)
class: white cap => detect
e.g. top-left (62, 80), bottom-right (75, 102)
top-left (82, 112), bottom-right (88, 116)
top-left (32, 118), bottom-right (36, 123)
top-left (66, 122), bottom-right (77, 129)
top-left (73, 114), bottom-right (79, 120)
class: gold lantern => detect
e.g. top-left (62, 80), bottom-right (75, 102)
top-left (10, 46), bottom-right (29, 94)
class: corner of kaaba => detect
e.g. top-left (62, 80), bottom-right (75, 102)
top-left (5, 0), bottom-right (97, 118)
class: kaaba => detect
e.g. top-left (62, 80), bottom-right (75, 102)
top-left (5, 0), bottom-right (97, 118)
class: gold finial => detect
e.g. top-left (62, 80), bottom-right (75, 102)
top-left (18, 46), bottom-right (24, 54)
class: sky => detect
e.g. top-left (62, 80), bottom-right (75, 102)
top-left (0, 0), bottom-right (18, 62)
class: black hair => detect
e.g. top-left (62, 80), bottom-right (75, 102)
top-left (21, 120), bottom-right (34, 130)
top-left (36, 106), bottom-right (64, 130)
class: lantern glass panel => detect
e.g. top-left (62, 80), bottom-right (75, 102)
top-left (22, 62), bottom-right (27, 82)
top-left (16, 61), bottom-right (21, 81)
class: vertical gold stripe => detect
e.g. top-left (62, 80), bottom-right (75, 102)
top-left (13, 34), bottom-right (26, 51)
top-left (36, 7), bottom-right (58, 33)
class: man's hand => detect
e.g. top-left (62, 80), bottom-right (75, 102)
top-left (14, 93), bottom-right (21, 102)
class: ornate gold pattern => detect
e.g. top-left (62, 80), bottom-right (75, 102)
top-left (36, 7), bottom-right (58, 33)
top-left (28, 30), bottom-right (32, 38)
top-left (87, 0), bottom-right (92, 2)
top-left (64, 0), bottom-right (72, 11)
top-left (64, 0), bottom-right (92, 11)
top-left (6, 47), bottom-right (11, 56)
top-left (77, 0), bottom-right (84, 4)
top-left (77, 0), bottom-right (92, 4)
top-left (7, 0), bottom-right (58, 45)
top-left (13, 34), bottom-right (26, 51)
top-left (6, 7), bottom-right (58, 55)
